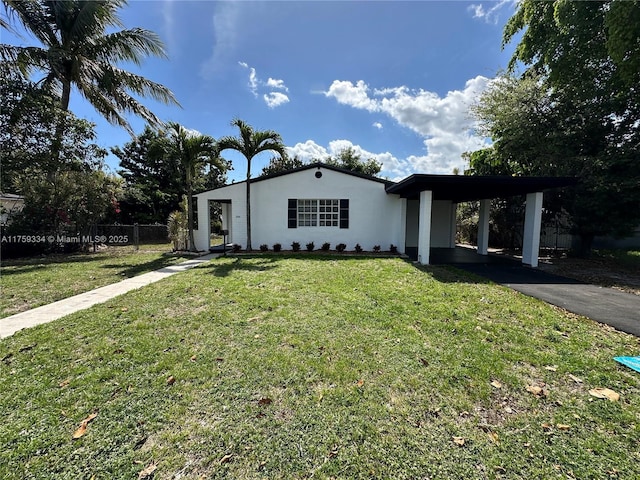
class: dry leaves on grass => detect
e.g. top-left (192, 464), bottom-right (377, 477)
top-left (526, 384), bottom-right (549, 397)
top-left (452, 436), bottom-right (465, 446)
top-left (257, 397), bottom-right (273, 406)
top-left (72, 412), bottom-right (97, 439)
top-left (490, 380), bottom-right (502, 389)
top-left (589, 387), bottom-right (620, 401)
top-left (166, 375), bottom-right (176, 386)
top-left (138, 462), bottom-right (157, 479)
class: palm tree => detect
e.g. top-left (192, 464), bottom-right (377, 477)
top-left (165, 122), bottom-right (217, 252)
top-left (217, 119), bottom-right (286, 251)
top-left (1, 0), bottom-right (179, 133)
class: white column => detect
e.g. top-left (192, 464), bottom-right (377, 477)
top-left (417, 190), bottom-right (433, 265)
top-left (194, 196), bottom-right (209, 252)
top-left (398, 198), bottom-right (407, 254)
top-left (449, 202), bottom-right (457, 248)
top-left (477, 199), bottom-right (490, 255)
top-left (523, 191), bottom-right (544, 267)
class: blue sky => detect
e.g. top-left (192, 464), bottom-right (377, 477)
top-left (3, 0), bottom-right (520, 182)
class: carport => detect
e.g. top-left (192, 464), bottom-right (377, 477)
top-left (386, 175), bottom-right (576, 267)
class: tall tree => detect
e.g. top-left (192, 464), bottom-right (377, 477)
top-left (469, 0), bottom-right (640, 255)
top-left (165, 123), bottom-right (223, 252)
top-left (261, 154), bottom-right (304, 176)
top-left (324, 147), bottom-right (382, 176)
top-left (217, 119), bottom-right (286, 251)
top-left (1, 0), bottom-right (179, 133)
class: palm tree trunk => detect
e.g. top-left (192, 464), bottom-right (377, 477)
top-left (246, 160), bottom-right (252, 251)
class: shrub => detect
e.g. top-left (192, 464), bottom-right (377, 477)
top-left (336, 243), bottom-right (346, 252)
top-left (273, 243), bottom-right (282, 252)
top-left (373, 245), bottom-right (381, 252)
top-left (321, 242), bottom-right (331, 251)
top-left (354, 243), bottom-right (363, 253)
top-left (259, 244), bottom-right (269, 252)
top-left (291, 241), bottom-right (301, 252)
top-left (306, 241), bottom-right (315, 252)
top-left (233, 244), bottom-right (242, 253)
top-left (390, 244), bottom-right (398, 254)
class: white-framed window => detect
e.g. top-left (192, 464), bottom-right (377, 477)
top-left (288, 198), bottom-right (348, 229)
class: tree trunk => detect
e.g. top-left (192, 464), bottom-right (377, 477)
top-left (246, 159), bottom-right (252, 251)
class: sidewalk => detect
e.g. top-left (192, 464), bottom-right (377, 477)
top-left (0, 253), bottom-right (219, 339)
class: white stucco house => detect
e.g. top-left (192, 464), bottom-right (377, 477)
top-left (194, 163), bottom-right (573, 267)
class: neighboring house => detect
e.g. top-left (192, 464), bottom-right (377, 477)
top-left (0, 193), bottom-right (24, 225)
top-left (194, 163), bottom-right (573, 267)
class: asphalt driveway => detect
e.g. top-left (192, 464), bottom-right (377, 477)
top-left (454, 263), bottom-right (640, 337)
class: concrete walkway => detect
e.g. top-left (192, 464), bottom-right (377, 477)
top-left (0, 253), bottom-right (219, 339)
top-left (455, 263), bottom-right (640, 338)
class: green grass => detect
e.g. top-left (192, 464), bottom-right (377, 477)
top-left (594, 248), bottom-right (640, 268)
top-left (1, 256), bottom-right (639, 479)
top-left (0, 244), bottom-right (192, 318)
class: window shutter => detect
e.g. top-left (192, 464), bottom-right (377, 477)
top-left (288, 199), bottom-right (297, 228)
top-left (339, 199), bottom-right (349, 229)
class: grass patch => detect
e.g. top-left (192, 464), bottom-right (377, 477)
top-left (0, 244), bottom-right (192, 317)
top-left (1, 256), bottom-right (639, 479)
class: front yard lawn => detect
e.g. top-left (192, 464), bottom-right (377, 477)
top-left (1, 256), bottom-right (638, 479)
top-left (0, 244), bottom-right (192, 318)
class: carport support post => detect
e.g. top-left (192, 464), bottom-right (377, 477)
top-left (523, 191), bottom-right (543, 267)
top-left (477, 199), bottom-right (490, 255)
top-left (417, 190), bottom-right (433, 265)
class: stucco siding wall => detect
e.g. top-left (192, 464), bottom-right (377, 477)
top-left (430, 200), bottom-right (454, 248)
top-left (251, 167), bottom-right (402, 250)
top-left (194, 182), bottom-right (246, 250)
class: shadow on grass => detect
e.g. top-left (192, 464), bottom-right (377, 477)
top-left (202, 256), bottom-right (280, 277)
top-left (0, 253), bottom-right (117, 275)
top-left (98, 254), bottom-right (193, 278)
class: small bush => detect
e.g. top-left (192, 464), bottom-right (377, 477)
top-left (354, 243), bottom-right (363, 253)
top-left (273, 243), bottom-right (282, 252)
top-left (306, 241), bottom-right (315, 252)
top-left (233, 244), bottom-right (242, 253)
top-left (390, 244), bottom-right (398, 254)
top-left (336, 243), bottom-right (346, 252)
top-left (259, 244), bottom-right (269, 252)
top-left (291, 241), bottom-right (301, 252)
top-left (321, 242), bottom-right (331, 251)
top-left (373, 245), bottom-right (381, 252)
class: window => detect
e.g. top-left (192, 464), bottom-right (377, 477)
top-left (288, 199), bottom-right (348, 229)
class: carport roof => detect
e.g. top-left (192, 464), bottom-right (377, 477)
top-left (385, 174), bottom-right (577, 202)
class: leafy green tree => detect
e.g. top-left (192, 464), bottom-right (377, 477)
top-left (1, 0), bottom-right (178, 133)
top-left (218, 119), bottom-right (286, 251)
top-left (469, 0), bottom-right (640, 255)
top-left (112, 126), bottom-right (184, 223)
top-left (261, 155), bottom-right (304, 176)
top-left (324, 147), bottom-right (382, 176)
top-left (165, 123), bottom-right (222, 252)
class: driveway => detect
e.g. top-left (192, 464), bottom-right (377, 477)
top-left (454, 262), bottom-right (640, 337)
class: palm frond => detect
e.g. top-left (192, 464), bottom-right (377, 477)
top-left (88, 28), bottom-right (168, 65)
top-left (4, 0), bottom-right (58, 47)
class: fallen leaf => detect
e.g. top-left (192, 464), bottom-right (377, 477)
top-left (504, 406), bottom-right (513, 414)
top-left (568, 374), bottom-right (583, 383)
top-left (72, 412), bottom-right (98, 439)
top-left (219, 453), bottom-right (234, 464)
top-left (59, 379), bottom-right (70, 388)
top-left (589, 387), bottom-right (620, 401)
top-left (491, 380), bottom-right (502, 389)
top-left (121, 307), bottom-right (128, 312)
top-left (452, 436), bottom-right (465, 446)
top-left (356, 379), bottom-right (365, 387)
top-left (138, 462), bottom-right (157, 479)
top-left (488, 431), bottom-right (500, 444)
top-left (166, 375), bottom-right (176, 385)
top-left (541, 422), bottom-right (553, 431)
top-left (190, 355), bottom-right (197, 362)
top-left (419, 358), bottom-right (429, 367)
top-left (556, 424), bottom-right (571, 431)
top-left (257, 397), bottom-right (272, 406)
top-left (215, 357), bottom-right (224, 362)
top-left (526, 385), bottom-right (544, 396)
top-left (544, 365), bottom-right (558, 372)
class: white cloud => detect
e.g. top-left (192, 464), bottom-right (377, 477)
top-left (161, 0), bottom-right (176, 54)
top-left (266, 78), bottom-right (288, 91)
top-left (239, 62), bottom-right (290, 107)
top-left (468, 0), bottom-right (515, 24)
top-left (200, 2), bottom-right (242, 78)
top-left (264, 92), bottom-right (290, 108)
top-left (372, 122), bottom-right (383, 130)
top-left (323, 76), bottom-right (492, 174)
